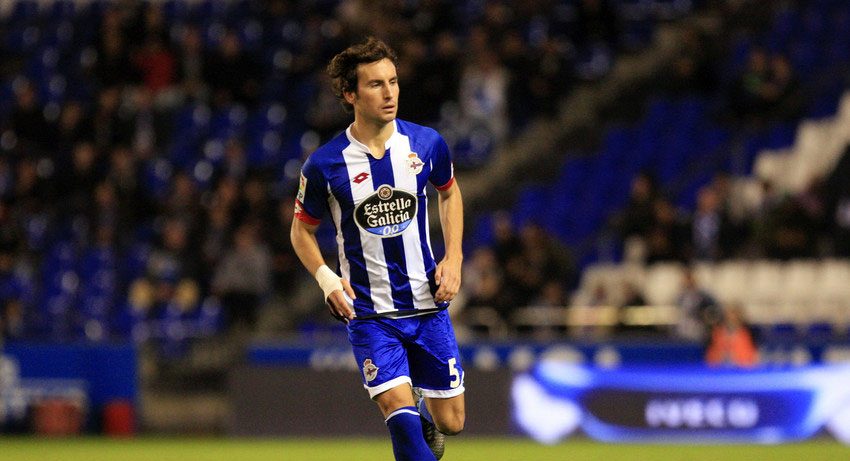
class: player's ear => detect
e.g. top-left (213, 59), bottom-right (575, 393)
top-left (343, 89), bottom-right (357, 105)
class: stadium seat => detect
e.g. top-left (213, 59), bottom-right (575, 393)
top-left (812, 259), bottom-right (850, 327)
top-left (710, 260), bottom-right (750, 306)
top-left (641, 262), bottom-right (684, 307)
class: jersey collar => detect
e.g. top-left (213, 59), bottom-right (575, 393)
top-left (345, 120), bottom-right (398, 157)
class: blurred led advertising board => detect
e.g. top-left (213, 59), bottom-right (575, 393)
top-left (512, 362), bottom-right (850, 444)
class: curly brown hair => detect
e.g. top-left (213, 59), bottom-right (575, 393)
top-left (327, 37), bottom-right (399, 113)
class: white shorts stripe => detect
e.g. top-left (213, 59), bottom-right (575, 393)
top-left (418, 385), bottom-right (465, 399)
top-left (366, 375), bottom-right (412, 400)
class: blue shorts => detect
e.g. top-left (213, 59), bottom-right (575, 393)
top-left (347, 309), bottom-right (465, 400)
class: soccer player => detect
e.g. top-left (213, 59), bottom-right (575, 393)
top-left (290, 38), bottom-right (465, 460)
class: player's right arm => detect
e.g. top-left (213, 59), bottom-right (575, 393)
top-left (290, 217), bottom-right (356, 323)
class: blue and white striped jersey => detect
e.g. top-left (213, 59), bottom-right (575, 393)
top-left (295, 119), bottom-right (455, 318)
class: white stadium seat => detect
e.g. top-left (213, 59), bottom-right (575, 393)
top-left (642, 262), bottom-right (685, 306)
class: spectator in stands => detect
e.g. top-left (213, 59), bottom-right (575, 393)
top-left (420, 32), bottom-right (461, 124)
top-left (490, 210), bottom-right (522, 266)
top-left (729, 46), bottom-right (772, 121)
top-left (395, 36), bottom-right (431, 124)
top-left (204, 30), bottom-right (262, 108)
top-left (689, 185), bottom-right (728, 261)
top-left (106, 146), bottom-right (152, 238)
top-left (129, 88), bottom-right (170, 158)
top-left (761, 192), bottom-right (820, 260)
top-left (161, 172), bottom-right (202, 234)
top-left (825, 145), bottom-right (850, 256)
top-left (730, 49), bottom-right (802, 124)
top-left (529, 37), bottom-right (575, 119)
top-left (94, 7), bottom-right (135, 89)
top-left (501, 30), bottom-right (535, 130)
top-left (661, 25), bottom-right (718, 97)
top-left (0, 240), bottom-right (27, 340)
top-left (708, 172), bottom-right (750, 257)
top-left (615, 282), bottom-right (652, 335)
top-left (175, 24), bottom-right (208, 103)
top-left (56, 142), bottom-right (103, 221)
top-left (459, 47), bottom-right (509, 142)
top-left (645, 197), bottom-right (689, 263)
top-left (305, 72), bottom-right (351, 141)
top-left (10, 79), bottom-right (52, 153)
top-left (614, 171), bottom-right (658, 242)
top-left (501, 222), bottom-right (575, 320)
top-left (55, 101), bottom-right (94, 154)
top-left (133, 35), bottom-right (177, 104)
top-left (91, 87), bottom-right (134, 151)
top-left (141, 217), bottom-right (202, 315)
top-left (705, 303), bottom-right (758, 368)
top-left (461, 247), bottom-right (505, 316)
top-left (674, 268), bottom-right (720, 342)
top-left (211, 221), bottom-right (272, 332)
top-left (572, 0), bottom-right (619, 80)
top-left (268, 198), bottom-right (301, 298)
top-left (761, 53), bottom-right (803, 121)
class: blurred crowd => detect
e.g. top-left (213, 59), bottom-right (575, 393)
top-left (0, 0), bottom-right (683, 344)
top-left (2, 0), bottom-right (841, 349)
top-left (613, 150), bottom-right (850, 265)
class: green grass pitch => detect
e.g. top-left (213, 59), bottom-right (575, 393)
top-left (1, 436), bottom-right (849, 461)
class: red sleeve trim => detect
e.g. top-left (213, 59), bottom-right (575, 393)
top-left (434, 176), bottom-right (455, 191)
top-left (294, 200), bottom-right (321, 225)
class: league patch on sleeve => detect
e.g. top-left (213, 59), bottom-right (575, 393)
top-left (297, 173), bottom-right (307, 203)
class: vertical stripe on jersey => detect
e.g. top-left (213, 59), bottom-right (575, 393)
top-left (335, 149), bottom-right (374, 313)
top-left (341, 144), bottom-right (394, 313)
top-left (369, 149), bottom-right (415, 311)
top-left (389, 132), bottom-right (437, 310)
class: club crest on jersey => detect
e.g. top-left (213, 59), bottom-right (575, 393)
top-left (362, 359), bottom-right (379, 382)
top-left (354, 184), bottom-right (417, 238)
top-left (407, 152), bottom-right (424, 175)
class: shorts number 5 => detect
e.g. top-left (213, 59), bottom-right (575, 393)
top-left (449, 357), bottom-right (461, 389)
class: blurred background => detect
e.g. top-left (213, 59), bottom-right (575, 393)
top-left (0, 0), bottom-right (849, 446)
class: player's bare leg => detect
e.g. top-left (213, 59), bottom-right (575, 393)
top-left (375, 383), bottom-right (417, 417)
top-left (414, 392), bottom-right (464, 459)
top-left (424, 394), bottom-right (465, 435)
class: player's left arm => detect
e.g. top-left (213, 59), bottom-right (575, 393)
top-left (434, 180), bottom-right (463, 303)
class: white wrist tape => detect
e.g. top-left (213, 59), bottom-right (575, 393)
top-left (314, 265), bottom-right (343, 302)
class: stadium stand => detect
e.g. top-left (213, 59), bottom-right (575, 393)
top-left (0, 0), bottom-right (708, 347)
top-left (463, 0), bottom-right (849, 340)
top-left (0, 0), bottom-right (847, 356)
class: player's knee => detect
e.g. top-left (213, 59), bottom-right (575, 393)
top-left (436, 409), bottom-right (465, 435)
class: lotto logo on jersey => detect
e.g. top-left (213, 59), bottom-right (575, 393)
top-left (354, 185), bottom-right (417, 238)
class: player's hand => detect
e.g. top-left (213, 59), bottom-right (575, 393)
top-left (434, 256), bottom-right (462, 303)
top-left (327, 279), bottom-right (356, 323)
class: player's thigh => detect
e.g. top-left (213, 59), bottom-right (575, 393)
top-left (426, 393), bottom-right (465, 435)
top-left (373, 382), bottom-right (416, 419)
top-left (408, 311), bottom-right (465, 395)
top-left (348, 318), bottom-right (410, 397)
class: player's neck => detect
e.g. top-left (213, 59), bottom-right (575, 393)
top-left (350, 119), bottom-right (394, 159)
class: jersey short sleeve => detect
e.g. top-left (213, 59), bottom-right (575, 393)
top-left (429, 135), bottom-right (455, 191)
top-left (294, 156), bottom-right (328, 225)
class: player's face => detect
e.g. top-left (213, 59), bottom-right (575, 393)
top-left (346, 58), bottom-right (399, 125)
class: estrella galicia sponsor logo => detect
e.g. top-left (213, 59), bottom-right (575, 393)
top-left (354, 185), bottom-right (417, 238)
